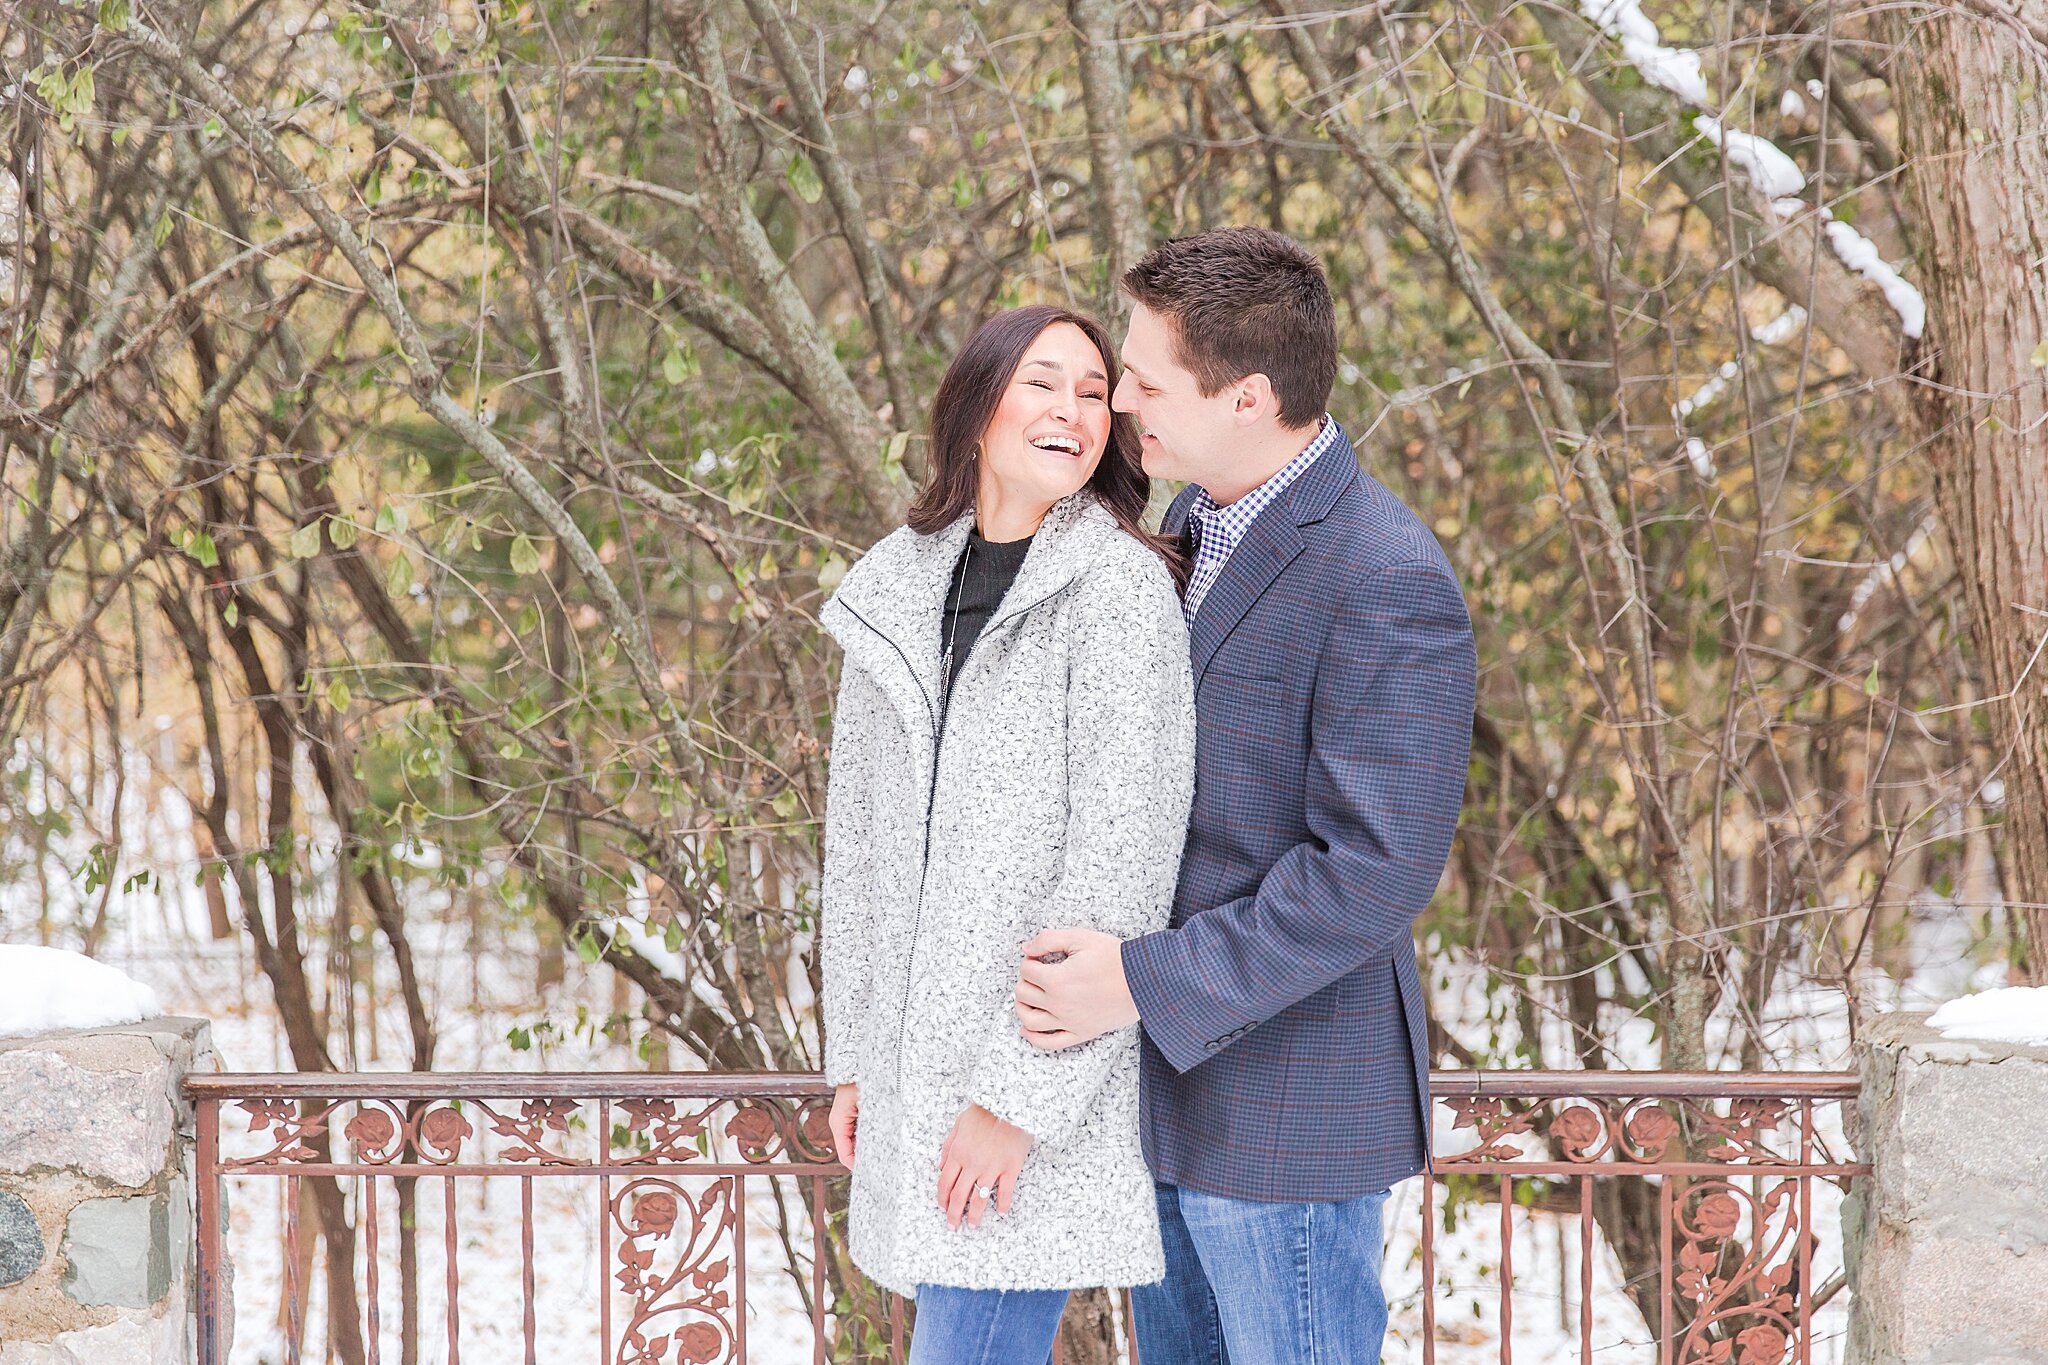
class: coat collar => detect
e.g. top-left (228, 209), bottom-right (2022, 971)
top-left (822, 491), bottom-right (1124, 740)
top-left (1174, 422), bottom-right (1360, 682)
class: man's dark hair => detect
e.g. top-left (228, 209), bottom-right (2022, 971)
top-left (1120, 227), bottom-right (1338, 428)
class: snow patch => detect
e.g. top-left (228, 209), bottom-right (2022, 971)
top-left (1927, 987), bottom-right (2048, 1047)
top-left (1578, 0), bottom-right (1709, 104)
top-left (1779, 87), bottom-right (1807, 119)
top-left (1684, 437), bottom-right (1714, 479)
top-left (0, 944), bottom-right (163, 1038)
top-left (1753, 304), bottom-right (1810, 346)
top-left (1694, 116), bottom-right (1807, 198)
top-left (1674, 358), bottom-right (1740, 418)
top-left (1837, 515), bottom-right (1936, 632)
top-left (1822, 217), bottom-right (1927, 338)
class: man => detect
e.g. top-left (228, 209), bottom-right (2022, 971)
top-left (1015, 227), bottom-right (1476, 1363)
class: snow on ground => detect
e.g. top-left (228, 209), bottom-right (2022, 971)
top-left (1926, 986), bottom-right (2048, 1046)
top-left (0, 942), bottom-right (162, 1037)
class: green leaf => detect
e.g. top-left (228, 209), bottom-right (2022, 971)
top-left (2031, 341), bottom-right (2048, 368)
top-left (152, 213), bottom-right (173, 248)
top-left (880, 430), bottom-right (910, 478)
top-left (770, 789), bottom-right (799, 820)
top-left (289, 521), bottom-right (323, 559)
top-left (432, 24), bottom-right (453, 56)
top-left (189, 531), bottom-right (219, 568)
top-left (661, 345), bottom-right (697, 385)
top-left (222, 599), bottom-right (238, 629)
top-left (1863, 660), bottom-right (1881, 697)
top-left (327, 515), bottom-right (358, 549)
top-left (98, 0), bottom-right (130, 32)
top-left (576, 930), bottom-right (603, 964)
top-left (374, 503), bottom-right (407, 534)
top-left (386, 551), bottom-right (413, 596)
top-left (327, 678), bottom-right (352, 711)
top-left (817, 554), bottom-right (849, 591)
top-left (786, 153), bottom-right (824, 205)
top-left (509, 533), bottom-right (542, 575)
top-left (950, 171), bottom-right (975, 209)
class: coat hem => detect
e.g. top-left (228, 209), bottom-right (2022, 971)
top-left (855, 1259), bottom-right (1167, 1300)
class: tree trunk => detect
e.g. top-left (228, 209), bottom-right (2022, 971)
top-left (1069, 0), bottom-right (1150, 316)
top-left (1057, 1287), bottom-right (1121, 1365)
top-left (1891, 11), bottom-right (2048, 976)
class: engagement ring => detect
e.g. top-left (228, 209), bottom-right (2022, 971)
top-left (974, 1184), bottom-right (996, 1200)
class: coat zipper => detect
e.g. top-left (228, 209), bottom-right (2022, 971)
top-left (837, 586), bottom-right (1066, 1086)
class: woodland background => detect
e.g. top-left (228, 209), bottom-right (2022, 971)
top-left (3, 0), bottom-right (2046, 1359)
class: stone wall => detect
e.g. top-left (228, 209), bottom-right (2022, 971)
top-left (0, 1018), bottom-right (214, 1365)
top-left (1846, 1012), bottom-right (2048, 1365)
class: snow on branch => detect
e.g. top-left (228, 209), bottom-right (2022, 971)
top-left (1579, 6), bottom-right (1927, 342)
top-left (1577, 0), bottom-right (1708, 104)
top-left (1695, 116), bottom-right (1807, 198)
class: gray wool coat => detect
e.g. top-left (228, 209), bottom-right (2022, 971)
top-left (818, 491), bottom-right (1196, 1297)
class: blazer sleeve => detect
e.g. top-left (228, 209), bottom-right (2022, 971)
top-left (966, 556), bottom-right (1196, 1146)
top-left (1121, 557), bottom-right (1475, 1075)
top-left (820, 662), bottom-right (888, 1087)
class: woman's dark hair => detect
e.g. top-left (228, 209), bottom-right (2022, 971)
top-left (908, 304), bottom-right (1187, 586)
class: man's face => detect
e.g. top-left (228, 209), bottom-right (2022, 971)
top-left (1113, 303), bottom-right (1241, 486)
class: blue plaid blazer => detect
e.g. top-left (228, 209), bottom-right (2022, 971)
top-left (1120, 423), bottom-right (1476, 1201)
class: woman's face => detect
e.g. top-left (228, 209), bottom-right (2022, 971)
top-left (975, 322), bottom-right (1113, 517)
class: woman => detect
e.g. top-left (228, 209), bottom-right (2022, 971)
top-left (818, 305), bottom-right (1196, 1363)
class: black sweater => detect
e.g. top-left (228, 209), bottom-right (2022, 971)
top-left (941, 527), bottom-right (1034, 695)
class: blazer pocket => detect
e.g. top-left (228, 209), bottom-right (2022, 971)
top-left (1286, 975), bottom-right (1352, 1021)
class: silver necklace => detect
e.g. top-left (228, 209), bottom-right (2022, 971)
top-left (938, 534), bottom-right (974, 714)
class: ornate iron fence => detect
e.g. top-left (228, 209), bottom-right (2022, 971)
top-left (186, 1071), bottom-right (1865, 1364)
top-left (1421, 1072), bottom-right (1865, 1365)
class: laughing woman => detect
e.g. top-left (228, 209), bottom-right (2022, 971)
top-left (818, 305), bottom-right (1195, 1364)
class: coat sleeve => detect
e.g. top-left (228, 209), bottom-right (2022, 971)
top-left (820, 662), bottom-right (889, 1087)
top-left (966, 555), bottom-right (1196, 1147)
top-left (1121, 558), bottom-right (1475, 1074)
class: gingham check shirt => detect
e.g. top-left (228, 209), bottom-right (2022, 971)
top-left (1182, 416), bottom-right (1338, 622)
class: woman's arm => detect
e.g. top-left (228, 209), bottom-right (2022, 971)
top-left (963, 554), bottom-right (1196, 1147)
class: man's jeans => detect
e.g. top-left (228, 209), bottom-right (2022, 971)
top-left (906, 1284), bottom-right (1068, 1365)
top-left (1133, 1181), bottom-right (1391, 1364)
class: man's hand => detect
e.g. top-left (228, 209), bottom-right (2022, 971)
top-left (828, 1082), bottom-right (859, 1165)
top-left (936, 1104), bottom-right (1031, 1228)
top-left (1014, 927), bottom-right (1139, 1050)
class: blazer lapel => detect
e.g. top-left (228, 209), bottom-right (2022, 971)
top-left (1187, 425), bottom-right (1361, 684)
top-left (1189, 513), bottom-right (1304, 683)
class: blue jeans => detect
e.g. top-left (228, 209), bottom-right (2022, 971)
top-left (906, 1284), bottom-right (1069, 1365)
top-left (1133, 1181), bottom-right (1391, 1365)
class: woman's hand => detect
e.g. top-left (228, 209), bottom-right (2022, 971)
top-left (936, 1104), bottom-right (1031, 1229)
top-left (829, 1083), bottom-right (860, 1165)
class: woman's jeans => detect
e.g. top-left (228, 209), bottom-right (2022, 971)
top-left (1132, 1180), bottom-right (1391, 1365)
top-left (906, 1284), bottom-right (1070, 1365)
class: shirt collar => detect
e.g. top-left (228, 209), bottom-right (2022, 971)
top-left (1188, 415), bottom-right (1338, 543)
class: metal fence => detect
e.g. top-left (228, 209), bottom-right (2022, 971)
top-left (187, 1070), bottom-right (1865, 1365)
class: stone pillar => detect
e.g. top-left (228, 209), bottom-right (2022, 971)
top-left (0, 1018), bottom-right (214, 1365)
top-left (1846, 1012), bottom-right (2048, 1365)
